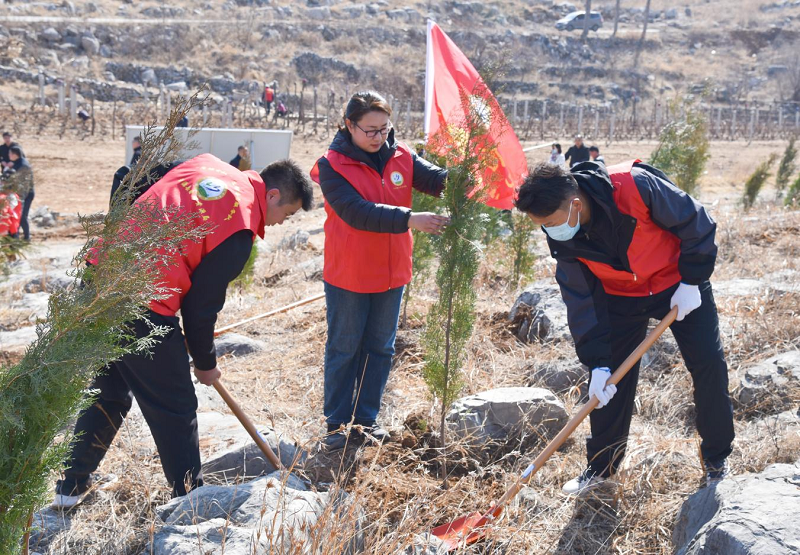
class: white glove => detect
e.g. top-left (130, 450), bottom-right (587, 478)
top-left (589, 367), bottom-right (617, 408)
top-left (670, 282), bottom-right (701, 321)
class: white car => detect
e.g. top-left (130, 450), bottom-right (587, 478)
top-left (555, 11), bottom-right (604, 32)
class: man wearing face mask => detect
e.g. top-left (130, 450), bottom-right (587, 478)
top-left (515, 160), bottom-right (734, 495)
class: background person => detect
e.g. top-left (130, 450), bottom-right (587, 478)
top-left (53, 153), bottom-right (313, 509)
top-left (263, 83), bottom-right (275, 114)
top-left (230, 145), bottom-right (252, 171)
top-left (130, 136), bottom-right (142, 167)
top-left (0, 131), bottom-right (22, 172)
top-left (311, 90), bottom-right (449, 450)
top-left (589, 145), bottom-right (605, 165)
top-left (6, 146), bottom-right (34, 241)
top-left (515, 160), bottom-right (734, 494)
top-left (564, 135), bottom-right (590, 167)
top-left (548, 143), bottom-right (566, 168)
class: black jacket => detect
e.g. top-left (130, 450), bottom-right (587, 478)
top-left (564, 144), bottom-right (590, 166)
top-left (0, 142), bottom-right (22, 165)
top-left (130, 146), bottom-right (142, 167)
top-left (109, 161), bottom-right (184, 207)
top-left (316, 129), bottom-right (447, 234)
top-left (5, 157), bottom-right (34, 196)
top-left (548, 161), bottom-right (718, 369)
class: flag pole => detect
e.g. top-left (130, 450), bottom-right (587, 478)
top-left (522, 141), bottom-right (557, 153)
top-left (424, 19), bottom-right (435, 139)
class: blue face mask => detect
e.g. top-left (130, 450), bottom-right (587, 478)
top-left (543, 200), bottom-right (580, 242)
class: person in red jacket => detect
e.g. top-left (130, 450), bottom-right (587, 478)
top-left (515, 160), bottom-right (734, 493)
top-left (311, 91), bottom-right (449, 450)
top-left (52, 153), bottom-right (313, 509)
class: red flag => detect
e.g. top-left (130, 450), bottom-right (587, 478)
top-left (424, 20), bottom-right (527, 210)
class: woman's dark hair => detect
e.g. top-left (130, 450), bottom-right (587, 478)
top-left (9, 146), bottom-right (23, 157)
top-left (341, 90), bottom-right (392, 130)
top-left (515, 162), bottom-right (579, 217)
top-left (552, 143), bottom-right (562, 154)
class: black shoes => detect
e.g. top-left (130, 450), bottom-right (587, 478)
top-left (704, 459), bottom-right (729, 487)
top-left (323, 422), bottom-right (392, 451)
top-left (360, 423), bottom-right (391, 444)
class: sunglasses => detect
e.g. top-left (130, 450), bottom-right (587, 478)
top-left (354, 121), bottom-right (393, 139)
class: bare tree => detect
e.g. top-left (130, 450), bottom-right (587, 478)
top-left (581, 0), bottom-right (593, 42)
top-left (612, 0), bottom-right (621, 38)
top-left (634, 0), bottom-right (651, 66)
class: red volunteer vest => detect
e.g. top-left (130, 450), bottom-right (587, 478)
top-left (136, 153), bottom-right (267, 316)
top-left (578, 159), bottom-right (682, 297)
top-left (311, 143), bottom-right (414, 293)
top-left (0, 192), bottom-right (22, 235)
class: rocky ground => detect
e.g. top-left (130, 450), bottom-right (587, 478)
top-left (0, 133), bottom-right (798, 554)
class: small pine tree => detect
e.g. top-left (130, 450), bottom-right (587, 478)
top-left (742, 154), bottom-right (778, 210)
top-left (775, 136), bottom-right (797, 199)
top-left (423, 83), bottom-right (511, 488)
top-left (649, 97), bottom-right (710, 196)
top-left (0, 93), bottom-right (209, 554)
top-left (508, 211), bottom-right (537, 288)
top-left (477, 202), bottom-right (511, 246)
top-left (401, 189), bottom-right (440, 328)
top-left (786, 173), bottom-right (800, 207)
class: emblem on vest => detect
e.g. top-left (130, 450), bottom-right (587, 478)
top-left (195, 177), bottom-right (228, 201)
top-left (390, 171), bottom-right (405, 187)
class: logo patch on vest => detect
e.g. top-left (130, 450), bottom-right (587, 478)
top-left (195, 177), bottom-right (228, 201)
top-left (390, 171), bottom-right (405, 187)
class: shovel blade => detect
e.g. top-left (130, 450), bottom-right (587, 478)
top-left (432, 508), bottom-right (502, 551)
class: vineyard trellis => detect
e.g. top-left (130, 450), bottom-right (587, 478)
top-left (2, 66), bottom-right (799, 144)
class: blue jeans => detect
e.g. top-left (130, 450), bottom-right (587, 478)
top-left (323, 281), bottom-right (404, 427)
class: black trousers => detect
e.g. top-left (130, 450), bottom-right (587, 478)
top-left (19, 189), bottom-right (34, 241)
top-left (58, 312), bottom-right (203, 498)
top-left (587, 281), bottom-right (734, 477)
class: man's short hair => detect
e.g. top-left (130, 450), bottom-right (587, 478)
top-left (2, 132), bottom-right (10, 138)
top-left (589, 145), bottom-right (599, 153)
top-left (238, 145), bottom-right (247, 152)
top-left (9, 146), bottom-right (22, 157)
top-left (260, 159), bottom-right (314, 211)
top-left (515, 162), bottom-right (579, 217)
top-left (132, 136), bottom-right (141, 143)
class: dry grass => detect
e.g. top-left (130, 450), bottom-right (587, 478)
top-left (0, 116), bottom-right (795, 554)
top-left (27, 196), bottom-right (800, 554)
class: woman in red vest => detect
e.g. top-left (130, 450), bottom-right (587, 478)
top-left (312, 91), bottom-right (449, 450)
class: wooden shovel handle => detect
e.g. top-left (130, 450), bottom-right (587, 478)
top-left (213, 379), bottom-right (284, 471)
top-left (491, 307), bottom-right (678, 511)
top-left (214, 293), bottom-right (324, 337)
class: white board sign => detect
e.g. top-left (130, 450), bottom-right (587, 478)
top-left (124, 126), bottom-right (293, 170)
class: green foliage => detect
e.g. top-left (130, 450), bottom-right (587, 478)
top-left (401, 189), bottom-right (440, 327)
top-left (0, 236), bottom-right (29, 276)
top-left (232, 241), bottom-right (259, 289)
top-left (507, 211), bottom-right (537, 288)
top-left (0, 94), bottom-right (209, 554)
top-left (649, 97), bottom-right (710, 196)
top-left (742, 154), bottom-right (778, 210)
top-left (423, 83), bottom-right (509, 487)
top-left (422, 163), bottom-right (482, 421)
top-left (477, 203), bottom-right (511, 246)
top-left (786, 173), bottom-right (800, 207)
top-left (775, 136), bottom-right (797, 198)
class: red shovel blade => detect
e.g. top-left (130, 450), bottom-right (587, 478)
top-left (432, 507), bottom-right (503, 551)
